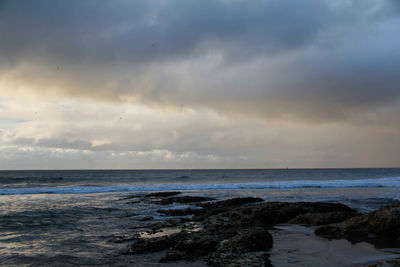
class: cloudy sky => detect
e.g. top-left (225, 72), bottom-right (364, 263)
top-left (1, 0), bottom-right (400, 169)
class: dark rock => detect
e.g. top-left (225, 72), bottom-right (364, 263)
top-left (176, 198), bottom-right (263, 221)
top-left (123, 236), bottom-right (176, 254)
top-left (225, 201), bottom-right (356, 227)
top-left (199, 197), bottom-right (264, 208)
top-left (159, 224), bottom-right (272, 263)
top-left (145, 191), bottom-right (181, 197)
top-left (124, 199), bottom-right (359, 265)
top-left (157, 208), bottom-right (204, 216)
top-left (369, 258), bottom-right (400, 267)
top-left (119, 212), bottom-right (138, 218)
top-left (227, 227), bottom-right (273, 253)
top-left (158, 198), bottom-right (264, 218)
top-left (155, 196), bottom-right (215, 205)
top-left (109, 234), bottom-right (140, 244)
top-left (201, 226), bottom-right (272, 266)
top-left (289, 211), bottom-right (357, 225)
top-left (123, 232), bottom-right (186, 254)
top-left (126, 201), bottom-right (140, 205)
top-left (187, 197), bottom-right (265, 220)
top-left (201, 221), bottom-right (240, 240)
top-left (206, 251), bottom-right (272, 267)
top-left (364, 204), bottom-right (400, 238)
top-left (148, 218), bottom-right (186, 231)
top-left (341, 216), bottom-right (371, 242)
top-left (161, 234), bottom-right (218, 262)
top-left (315, 204), bottom-right (400, 247)
top-left (139, 216), bottom-right (154, 221)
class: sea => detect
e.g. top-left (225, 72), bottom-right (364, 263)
top-left (1, 168), bottom-right (400, 266)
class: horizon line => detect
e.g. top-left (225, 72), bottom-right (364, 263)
top-left (1, 167), bottom-right (399, 171)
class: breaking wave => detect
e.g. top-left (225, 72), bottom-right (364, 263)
top-left (1, 176), bottom-right (400, 195)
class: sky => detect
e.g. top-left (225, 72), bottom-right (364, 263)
top-left (1, 0), bottom-right (400, 169)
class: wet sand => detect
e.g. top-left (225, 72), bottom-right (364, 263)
top-left (270, 224), bottom-right (400, 267)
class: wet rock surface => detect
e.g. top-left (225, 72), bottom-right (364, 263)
top-left (124, 232), bottom-right (186, 254)
top-left (161, 234), bottom-right (219, 262)
top-left (219, 201), bottom-right (356, 228)
top-left (145, 191), bottom-right (182, 198)
top-left (369, 258), bottom-right (400, 267)
top-left (156, 197), bottom-right (265, 218)
top-left (122, 193), bottom-right (367, 266)
top-left (225, 227), bottom-right (273, 253)
top-left (198, 197), bottom-right (264, 208)
top-left (157, 208), bottom-right (204, 216)
top-left (139, 216), bottom-right (154, 221)
top-left (289, 211), bottom-right (358, 226)
top-left (153, 195), bottom-right (215, 205)
top-left (315, 203), bottom-right (400, 247)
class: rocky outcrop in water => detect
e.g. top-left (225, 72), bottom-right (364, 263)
top-left (315, 203), bottom-right (400, 247)
top-left (217, 201), bottom-right (356, 227)
top-left (145, 191), bottom-right (182, 197)
top-left (157, 197), bottom-right (264, 217)
top-left (289, 211), bottom-right (358, 226)
top-left (152, 195), bottom-right (215, 205)
top-left (123, 194), bottom-right (360, 266)
top-left (369, 258), bottom-right (400, 267)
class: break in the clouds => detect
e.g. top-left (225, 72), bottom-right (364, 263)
top-left (0, 0), bottom-right (400, 168)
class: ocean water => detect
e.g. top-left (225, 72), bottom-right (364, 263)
top-left (1, 169), bottom-right (400, 266)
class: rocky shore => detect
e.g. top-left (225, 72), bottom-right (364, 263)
top-left (121, 192), bottom-right (400, 266)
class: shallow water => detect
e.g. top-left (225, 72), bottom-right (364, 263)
top-left (270, 224), bottom-right (400, 267)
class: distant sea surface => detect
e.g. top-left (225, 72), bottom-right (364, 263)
top-left (1, 169), bottom-right (400, 266)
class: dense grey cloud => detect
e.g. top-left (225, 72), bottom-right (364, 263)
top-left (1, 0), bottom-right (400, 123)
top-left (0, 0), bottom-right (330, 63)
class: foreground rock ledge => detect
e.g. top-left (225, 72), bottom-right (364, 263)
top-left (123, 195), bottom-right (364, 266)
top-left (315, 203), bottom-right (400, 248)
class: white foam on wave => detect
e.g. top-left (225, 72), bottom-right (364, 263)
top-left (1, 176), bottom-right (400, 195)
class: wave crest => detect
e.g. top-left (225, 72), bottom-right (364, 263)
top-left (1, 176), bottom-right (400, 195)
